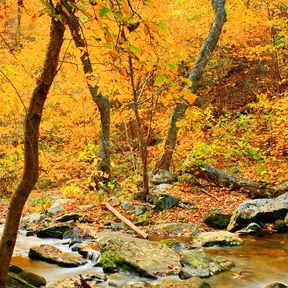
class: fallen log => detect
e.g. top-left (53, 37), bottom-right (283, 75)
top-left (105, 202), bottom-right (149, 239)
top-left (185, 162), bottom-right (288, 198)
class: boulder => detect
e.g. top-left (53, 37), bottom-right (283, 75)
top-left (48, 199), bottom-right (68, 215)
top-left (191, 231), bottom-right (243, 247)
top-left (179, 251), bottom-right (234, 279)
top-left (55, 212), bottom-right (81, 222)
top-left (204, 211), bottom-right (231, 229)
top-left (20, 213), bottom-right (44, 230)
top-left (227, 192), bottom-right (288, 231)
top-left (153, 195), bottom-right (179, 211)
top-left (154, 277), bottom-right (211, 288)
top-left (37, 223), bottom-right (73, 239)
top-left (98, 234), bottom-right (181, 278)
top-left (7, 265), bottom-right (46, 288)
top-left (29, 244), bottom-right (87, 267)
top-left (151, 169), bottom-right (178, 185)
top-left (148, 223), bottom-right (199, 236)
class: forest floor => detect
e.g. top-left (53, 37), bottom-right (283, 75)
top-left (0, 182), bottom-right (247, 232)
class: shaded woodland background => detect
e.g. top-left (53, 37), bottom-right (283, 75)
top-left (0, 0), bottom-right (288, 198)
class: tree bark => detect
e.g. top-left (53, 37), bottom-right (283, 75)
top-left (154, 0), bottom-right (227, 173)
top-left (62, 2), bottom-right (111, 177)
top-left (185, 162), bottom-right (288, 198)
top-left (0, 16), bottom-right (65, 288)
top-left (16, 0), bottom-right (23, 48)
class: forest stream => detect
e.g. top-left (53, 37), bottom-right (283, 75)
top-left (2, 226), bottom-right (287, 288)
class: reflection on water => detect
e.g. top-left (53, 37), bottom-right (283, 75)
top-left (1, 225), bottom-right (287, 287)
top-left (206, 233), bottom-right (288, 288)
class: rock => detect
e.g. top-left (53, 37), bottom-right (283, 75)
top-left (237, 222), bottom-right (261, 235)
top-left (227, 192), bottom-right (288, 231)
top-left (77, 204), bottom-right (97, 211)
top-left (29, 244), bottom-right (87, 267)
top-left (20, 213), bottom-right (44, 230)
top-left (153, 194), bottom-right (179, 211)
top-left (7, 265), bottom-right (46, 288)
top-left (50, 272), bottom-right (107, 288)
top-left (148, 223), bottom-right (199, 236)
top-left (204, 211), bottom-right (231, 229)
top-left (135, 205), bottom-right (146, 215)
top-left (191, 231), bottom-right (243, 247)
top-left (154, 277), bottom-right (211, 288)
top-left (179, 251), bottom-right (233, 279)
top-left (120, 200), bottom-right (132, 211)
top-left (264, 283), bottom-right (287, 288)
top-left (98, 234), bottom-right (181, 277)
top-left (37, 223), bottom-right (73, 239)
top-left (153, 183), bottom-right (173, 191)
top-left (151, 170), bottom-right (178, 185)
top-left (56, 212), bottom-right (81, 222)
top-left (69, 227), bottom-right (95, 248)
top-left (273, 219), bottom-right (288, 232)
top-left (48, 199), bottom-right (69, 215)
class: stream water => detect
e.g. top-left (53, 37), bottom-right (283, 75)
top-left (2, 227), bottom-right (288, 287)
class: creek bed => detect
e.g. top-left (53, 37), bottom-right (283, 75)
top-left (2, 227), bottom-right (288, 287)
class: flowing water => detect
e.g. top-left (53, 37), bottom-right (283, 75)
top-left (2, 227), bottom-right (288, 287)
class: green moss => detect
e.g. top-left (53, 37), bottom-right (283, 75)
top-left (159, 238), bottom-right (179, 248)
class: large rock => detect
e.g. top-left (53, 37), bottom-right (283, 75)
top-left (179, 251), bottom-right (234, 279)
top-left (204, 211), bottom-right (231, 229)
top-left (29, 244), bottom-right (87, 267)
top-left (98, 234), bottom-right (181, 278)
top-left (37, 223), bottom-right (73, 239)
top-left (148, 223), bottom-right (199, 236)
top-left (55, 212), bottom-right (81, 222)
top-left (227, 192), bottom-right (288, 231)
top-left (191, 231), bottom-right (243, 247)
top-left (7, 265), bottom-right (46, 288)
top-left (20, 213), bottom-right (44, 230)
top-left (153, 194), bottom-right (179, 211)
top-left (154, 277), bottom-right (211, 288)
top-left (151, 169), bottom-right (178, 185)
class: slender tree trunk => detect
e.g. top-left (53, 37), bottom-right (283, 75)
top-left (62, 4), bottom-right (111, 177)
top-left (16, 0), bottom-right (23, 48)
top-left (0, 16), bottom-right (65, 288)
top-left (154, 0), bottom-right (227, 173)
top-left (128, 55), bottom-right (149, 199)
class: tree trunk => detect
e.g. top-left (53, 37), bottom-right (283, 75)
top-left (16, 0), bottom-right (23, 48)
top-left (154, 0), bottom-right (227, 173)
top-left (128, 55), bottom-right (149, 199)
top-left (62, 4), bottom-right (111, 177)
top-left (0, 16), bottom-right (65, 288)
top-left (185, 162), bottom-right (288, 198)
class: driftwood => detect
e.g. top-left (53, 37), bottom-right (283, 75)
top-left (105, 202), bottom-right (149, 239)
top-left (79, 274), bottom-right (92, 288)
top-left (186, 163), bottom-right (288, 198)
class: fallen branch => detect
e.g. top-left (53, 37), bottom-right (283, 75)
top-left (79, 274), bottom-right (92, 288)
top-left (186, 162), bottom-right (288, 198)
top-left (105, 202), bottom-right (149, 239)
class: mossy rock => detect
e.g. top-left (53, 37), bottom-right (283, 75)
top-left (99, 251), bottom-right (128, 273)
top-left (8, 265), bottom-right (46, 288)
